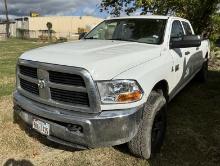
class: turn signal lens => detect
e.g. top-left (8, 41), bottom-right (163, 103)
top-left (117, 91), bottom-right (142, 103)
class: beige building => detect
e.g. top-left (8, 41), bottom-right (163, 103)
top-left (13, 16), bottom-right (103, 40)
top-left (0, 21), bottom-right (16, 40)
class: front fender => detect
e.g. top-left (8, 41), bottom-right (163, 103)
top-left (100, 54), bottom-right (173, 111)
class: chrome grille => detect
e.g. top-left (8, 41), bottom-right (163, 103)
top-left (19, 65), bottom-right (38, 78)
top-left (20, 78), bottom-right (39, 95)
top-left (17, 60), bottom-right (101, 113)
top-left (49, 71), bottom-right (85, 87)
top-left (51, 88), bottom-right (89, 106)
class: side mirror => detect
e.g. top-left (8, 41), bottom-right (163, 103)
top-left (170, 35), bottom-right (201, 49)
top-left (79, 32), bottom-right (87, 40)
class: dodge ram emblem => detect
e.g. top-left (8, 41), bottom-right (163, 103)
top-left (38, 80), bottom-right (46, 89)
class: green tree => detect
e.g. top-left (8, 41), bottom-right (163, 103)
top-left (100, 0), bottom-right (220, 35)
top-left (210, 13), bottom-right (220, 41)
top-left (46, 22), bottom-right (53, 40)
top-left (176, 0), bottom-right (220, 35)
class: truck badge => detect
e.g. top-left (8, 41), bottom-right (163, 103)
top-left (38, 80), bottom-right (46, 89)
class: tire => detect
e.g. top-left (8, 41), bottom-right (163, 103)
top-left (196, 60), bottom-right (208, 83)
top-left (128, 91), bottom-right (167, 159)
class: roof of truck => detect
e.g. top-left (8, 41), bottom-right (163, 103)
top-left (106, 15), bottom-right (186, 21)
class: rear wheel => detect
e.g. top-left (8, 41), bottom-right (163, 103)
top-left (128, 91), bottom-right (167, 159)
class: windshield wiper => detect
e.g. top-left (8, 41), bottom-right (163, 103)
top-left (108, 38), bottom-right (123, 41)
top-left (84, 37), bottom-right (98, 40)
top-left (108, 38), bottom-right (138, 43)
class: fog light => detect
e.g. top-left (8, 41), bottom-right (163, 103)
top-left (67, 124), bottom-right (83, 133)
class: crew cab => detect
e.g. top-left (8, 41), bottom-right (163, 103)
top-left (13, 16), bottom-right (210, 159)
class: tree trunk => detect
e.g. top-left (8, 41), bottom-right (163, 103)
top-left (4, 0), bottom-right (10, 38)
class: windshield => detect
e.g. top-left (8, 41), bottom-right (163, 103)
top-left (85, 19), bottom-right (167, 45)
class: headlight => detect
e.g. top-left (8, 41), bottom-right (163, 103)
top-left (96, 80), bottom-right (143, 104)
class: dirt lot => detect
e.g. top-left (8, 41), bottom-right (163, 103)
top-left (0, 39), bottom-right (220, 166)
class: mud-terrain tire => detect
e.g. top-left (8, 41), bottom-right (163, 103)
top-left (128, 91), bottom-right (167, 159)
top-left (196, 60), bottom-right (208, 83)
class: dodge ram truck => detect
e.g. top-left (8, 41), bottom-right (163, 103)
top-left (13, 16), bottom-right (210, 159)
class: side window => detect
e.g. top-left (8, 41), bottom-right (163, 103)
top-left (170, 20), bottom-right (184, 39)
top-left (182, 22), bottom-right (193, 35)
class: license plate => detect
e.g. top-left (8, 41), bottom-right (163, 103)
top-left (32, 119), bottom-right (50, 136)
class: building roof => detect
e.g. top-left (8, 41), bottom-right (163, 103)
top-left (14, 17), bottom-right (29, 21)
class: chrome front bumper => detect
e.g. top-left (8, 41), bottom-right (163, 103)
top-left (13, 91), bottom-right (143, 149)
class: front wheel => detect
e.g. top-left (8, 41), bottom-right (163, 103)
top-left (128, 91), bottom-right (167, 159)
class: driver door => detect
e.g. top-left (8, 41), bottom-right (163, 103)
top-left (169, 20), bottom-right (191, 94)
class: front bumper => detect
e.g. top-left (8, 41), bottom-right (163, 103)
top-left (13, 91), bottom-right (143, 149)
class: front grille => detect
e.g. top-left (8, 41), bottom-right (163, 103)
top-left (17, 61), bottom-right (100, 113)
top-left (49, 71), bottom-right (85, 87)
top-left (20, 78), bottom-right (39, 95)
top-left (51, 88), bottom-right (89, 106)
top-left (19, 65), bottom-right (38, 78)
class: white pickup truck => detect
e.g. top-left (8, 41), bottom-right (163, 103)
top-left (13, 16), bottom-right (210, 159)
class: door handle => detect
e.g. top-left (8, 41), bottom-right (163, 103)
top-left (175, 64), bottom-right (180, 72)
top-left (185, 51), bottom-right (190, 55)
top-left (196, 47), bottom-right (200, 50)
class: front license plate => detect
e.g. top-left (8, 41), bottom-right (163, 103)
top-left (33, 119), bottom-right (50, 136)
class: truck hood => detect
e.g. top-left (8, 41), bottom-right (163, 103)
top-left (20, 40), bottom-right (161, 80)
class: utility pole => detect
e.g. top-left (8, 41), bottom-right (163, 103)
top-left (4, 0), bottom-right (10, 38)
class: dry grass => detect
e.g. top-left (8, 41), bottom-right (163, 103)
top-left (0, 39), bottom-right (220, 166)
top-left (0, 96), bottom-right (13, 124)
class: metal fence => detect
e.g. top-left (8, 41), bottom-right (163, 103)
top-left (0, 33), bottom-right (7, 40)
top-left (16, 30), bottom-right (79, 41)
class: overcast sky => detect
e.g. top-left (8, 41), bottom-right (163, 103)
top-left (0, 0), bottom-right (108, 19)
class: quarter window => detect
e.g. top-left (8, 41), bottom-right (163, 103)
top-left (182, 22), bottom-right (193, 35)
top-left (170, 20), bottom-right (184, 39)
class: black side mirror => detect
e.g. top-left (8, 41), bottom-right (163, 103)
top-left (79, 32), bottom-right (87, 40)
top-left (170, 35), bottom-right (201, 49)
